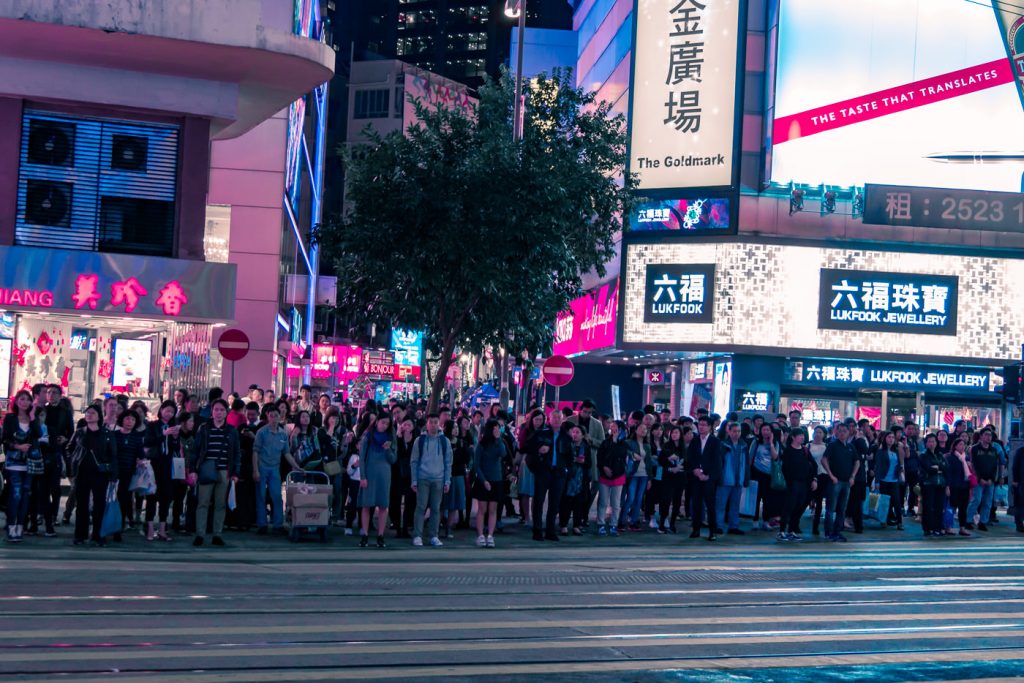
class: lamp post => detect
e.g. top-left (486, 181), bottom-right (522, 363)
top-left (505, 0), bottom-right (527, 142)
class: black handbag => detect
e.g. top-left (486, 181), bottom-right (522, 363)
top-left (197, 456), bottom-right (219, 485)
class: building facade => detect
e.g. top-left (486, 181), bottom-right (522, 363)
top-left (566, 0), bottom-right (1023, 433)
top-left (0, 0), bottom-right (333, 410)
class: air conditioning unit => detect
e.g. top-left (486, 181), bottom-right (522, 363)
top-left (24, 179), bottom-right (72, 228)
top-left (27, 119), bottom-right (74, 167)
top-left (110, 134), bottom-right (148, 172)
top-left (98, 122), bottom-right (179, 255)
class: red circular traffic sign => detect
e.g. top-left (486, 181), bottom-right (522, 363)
top-left (217, 328), bottom-right (250, 362)
top-left (542, 355), bottom-right (575, 387)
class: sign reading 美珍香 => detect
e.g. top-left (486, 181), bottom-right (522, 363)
top-left (628, 0), bottom-right (744, 191)
top-left (643, 264), bottom-right (715, 323)
top-left (785, 359), bottom-right (991, 393)
top-left (818, 269), bottom-right (958, 336)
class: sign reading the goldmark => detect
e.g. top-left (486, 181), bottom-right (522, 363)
top-left (628, 0), bottom-right (744, 191)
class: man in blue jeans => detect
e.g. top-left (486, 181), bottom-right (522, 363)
top-left (716, 422), bottom-right (749, 534)
top-left (253, 407), bottom-right (295, 535)
top-left (966, 428), bottom-right (1000, 531)
top-left (821, 422), bottom-right (859, 543)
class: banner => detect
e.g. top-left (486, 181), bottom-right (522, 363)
top-left (628, 0), bottom-right (744, 191)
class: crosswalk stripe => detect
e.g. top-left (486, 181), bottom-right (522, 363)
top-left (15, 647), bottom-right (1024, 683)
top-left (0, 625), bottom-right (1021, 663)
top-left (2, 611), bottom-right (1023, 640)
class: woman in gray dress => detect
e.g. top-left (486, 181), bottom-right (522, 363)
top-left (357, 414), bottom-right (397, 548)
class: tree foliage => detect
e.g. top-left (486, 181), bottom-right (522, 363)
top-left (320, 68), bottom-right (635, 410)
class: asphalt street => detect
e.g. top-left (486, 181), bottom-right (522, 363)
top-left (1, 520), bottom-right (1023, 682)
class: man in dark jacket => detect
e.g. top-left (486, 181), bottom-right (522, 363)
top-left (967, 428), bottom-right (1000, 531)
top-left (821, 422), bottom-right (859, 542)
top-left (686, 416), bottom-right (723, 541)
top-left (527, 411), bottom-right (568, 541)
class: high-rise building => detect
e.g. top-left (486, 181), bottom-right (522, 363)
top-left (562, 0), bottom-right (1023, 433)
top-left (0, 1), bottom-right (333, 406)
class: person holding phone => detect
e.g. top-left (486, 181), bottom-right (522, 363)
top-left (557, 424), bottom-right (592, 536)
top-left (359, 414), bottom-right (397, 548)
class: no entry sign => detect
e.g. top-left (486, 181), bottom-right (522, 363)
top-left (217, 328), bottom-right (250, 362)
top-left (542, 355), bottom-right (575, 387)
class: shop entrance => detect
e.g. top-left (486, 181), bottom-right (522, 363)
top-left (856, 390), bottom-right (919, 430)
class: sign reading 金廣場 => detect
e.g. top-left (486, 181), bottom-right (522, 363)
top-left (785, 358), bottom-right (991, 393)
top-left (553, 280), bottom-right (619, 357)
top-left (818, 269), bottom-right (958, 336)
top-left (643, 264), bottom-right (715, 323)
top-left (628, 0), bottom-right (744, 191)
top-left (0, 245), bottom-right (235, 322)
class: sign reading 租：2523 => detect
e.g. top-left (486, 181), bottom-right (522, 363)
top-left (818, 269), bottom-right (959, 336)
top-left (628, 0), bottom-right (745, 191)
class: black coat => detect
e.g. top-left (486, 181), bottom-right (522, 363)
top-left (686, 434), bottom-right (723, 483)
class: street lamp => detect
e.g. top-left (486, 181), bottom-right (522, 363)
top-left (505, 0), bottom-right (526, 141)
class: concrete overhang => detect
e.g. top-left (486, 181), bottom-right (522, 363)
top-left (0, 0), bottom-right (335, 138)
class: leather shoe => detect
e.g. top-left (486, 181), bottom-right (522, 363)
top-left (689, 531), bottom-right (701, 539)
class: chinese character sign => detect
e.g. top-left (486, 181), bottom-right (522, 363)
top-left (629, 0), bottom-right (744, 190)
top-left (643, 264), bottom-right (715, 323)
top-left (0, 245), bottom-right (235, 322)
top-left (818, 269), bottom-right (958, 336)
top-left (786, 359), bottom-right (989, 392)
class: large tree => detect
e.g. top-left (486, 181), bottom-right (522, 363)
top-left (320, 69), bottom-right (634, 411)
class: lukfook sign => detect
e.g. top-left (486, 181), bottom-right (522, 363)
top-left (817, 268), bottom-right (959, 336)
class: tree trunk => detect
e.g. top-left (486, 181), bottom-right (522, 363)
top-left (427, 337), bottom-right (457, 413)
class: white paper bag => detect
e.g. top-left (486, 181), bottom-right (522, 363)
top-left (172, 456), bottom-right (187, 481)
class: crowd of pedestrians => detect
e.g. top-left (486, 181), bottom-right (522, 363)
top-left (3, 385), bottom-right (1023, 547)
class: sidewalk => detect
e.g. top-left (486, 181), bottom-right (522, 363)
top-left (5, 511), bottom-right (1020, 555)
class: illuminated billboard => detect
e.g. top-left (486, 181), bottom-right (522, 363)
top-left (630, 197), bottom-right (731, 232)
top-left (621, 240), bottom-right (1024, 364)
top-left (553, 281), bottom-right (618, 357)
top-left (770, 0), bottom-right (1024, 191)
top-left (628, 0), bottom-right (744, 191)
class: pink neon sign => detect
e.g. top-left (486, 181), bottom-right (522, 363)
top-left (552, 280), bottom-right (619, 357)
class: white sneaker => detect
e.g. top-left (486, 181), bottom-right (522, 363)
top-left (486, 535), bottom-right (495, 548)
top-left (476, 534), bottom-right (487, 547)
top-left (429, 536), bottom-right (443, 547)
top-left (412, 536), bottom-right (423, 547)
top-left (344, 527), bottom-right (353, 536)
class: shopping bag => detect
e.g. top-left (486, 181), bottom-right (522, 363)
top-left (100, 482), bottom-right (122, 537)
top-left (770, 459), bottom-right (786, 491)
top-left (171, 456), bottom-right (187, 481)
top-left (943, 505), bottom-right (956, 530)
top-left (862, 490), bottom-right (889, 523)
top-left (227, 480), bottom-right (237, 511)
top-left (740, 480), bottom-right (758, 517)
top-left (995, 484), bottom-right (1009, 507)
top-left (129, 461), bottom-right (157, 496)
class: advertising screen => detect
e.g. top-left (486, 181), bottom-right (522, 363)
top-left (771, 0), bottom-right (1024, 191)
top-left (630, 198), bottom-right (731, 232)
top-left (390, 328), bottom-right (424, 381)
top-left (111, 339), bottom-right (152, 391)
top-left (552, 280), bottom-right (618, 357)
